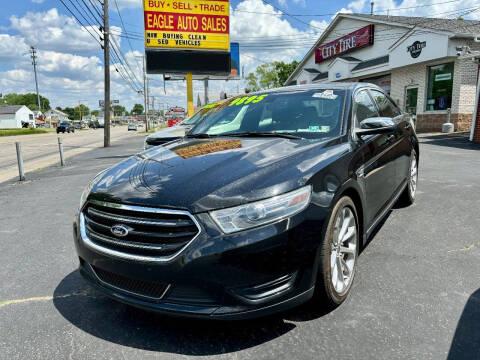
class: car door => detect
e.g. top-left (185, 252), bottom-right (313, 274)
top-left (369, 89), bottom-right (411, 190)
top-left (353, 89), bottom-right (397, 227)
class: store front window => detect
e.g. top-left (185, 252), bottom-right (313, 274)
top-left (426, 62), bottom-right (454, 111)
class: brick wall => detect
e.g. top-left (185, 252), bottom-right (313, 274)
top-left (416, 113), bottom-right (472, 132)
top-left (391, 58), bottom-right (479, 133)
top-left (453, 58), bottom-right (478, 114)
top-left (390, 63), bottom-right (426, 111)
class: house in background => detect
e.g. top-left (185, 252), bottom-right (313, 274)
top-left (44, 109), bottom-right (69, 127)
top-left (0, 105), bottom-right (35, 128)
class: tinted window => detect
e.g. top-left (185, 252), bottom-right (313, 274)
top-left (370, 90), bottom-right (401, 117)
top-left (353, 90), bottom-right (378, 126)
top-left (191, 89), bottom-right (346, 139)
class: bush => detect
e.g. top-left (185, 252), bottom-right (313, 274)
top-left (0, 128), bottom-right (48, 136)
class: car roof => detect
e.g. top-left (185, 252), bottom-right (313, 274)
top-left (232, 82), bottom-right (384, 98)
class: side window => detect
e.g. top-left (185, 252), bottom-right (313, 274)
top-left (370, 90), bottom-right (401, 118)
top-left (353, 90), bottom-right (378, 126)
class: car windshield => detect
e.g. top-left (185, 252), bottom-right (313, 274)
top-left (182, 102), bottom-right (223, 125)
top-left (190, 89), bottom-right (346, 139)
top-left (60, 122), bottom-right (69, 126)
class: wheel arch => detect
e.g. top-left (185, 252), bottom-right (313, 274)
top-left (336, 186), bottom-right (365, 247)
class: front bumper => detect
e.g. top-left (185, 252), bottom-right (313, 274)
top-left (73, 204), bottom-right (327, 319)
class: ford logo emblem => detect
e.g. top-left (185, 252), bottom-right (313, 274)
top-left (110, 224), bottom-right (130, 237)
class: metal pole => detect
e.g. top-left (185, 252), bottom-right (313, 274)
top-left (15, 142), bottom-right (25, 181)
top-left (204, 79), bottom-right (209, 105)
top-left (141, 56), bottom-right (149, 132)
top-left (103, 0), bottom-right (111, 147)
top-left (186, 73), bottom-right (194, 117)
top-left (58, 137), bottom-right (65, 167)
top-left (30, 46), bottom-right (41, 112)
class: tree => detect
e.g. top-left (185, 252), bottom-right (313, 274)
top-left (131, 103), bottom-right (144, 115)
top-left (91, 110), bottom-right (99, 117)
top-left (75, 104), bottom-right (90, 120)
top-left (275, 60), bottom-right (299, 86)
top-left (244, 60), bottom-right (299, 92)
top-left (1, 93), bottom-right (51, 111)
top-left (112, 105), bottom-right (127, 116)
top-left (61, 107), bottom-right (76, 120)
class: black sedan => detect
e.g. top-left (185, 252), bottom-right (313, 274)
top-left (57, 122), bottom-right (75, 133)
top-left (73, 83), bottom-right (418, 319)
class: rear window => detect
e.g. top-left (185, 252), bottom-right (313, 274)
top-left (190, 89), bottom-right (346, 139)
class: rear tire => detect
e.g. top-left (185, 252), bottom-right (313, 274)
top-left (314, 196), bottom-right (359, 309)
top-left (398, 149), bottom-right (418, 206)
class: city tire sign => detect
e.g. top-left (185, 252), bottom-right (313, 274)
top-left (315, 25), bottom-right (374, 63)
top-left (143, 0), bottom-right (230, 51)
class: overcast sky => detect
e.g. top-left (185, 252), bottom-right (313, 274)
top-left (0, 0), bottom-right (479, 112)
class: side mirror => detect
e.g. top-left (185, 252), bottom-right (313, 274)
top-left (356, 117), bottom-right (395, 136)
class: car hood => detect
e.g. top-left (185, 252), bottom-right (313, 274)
top-left (146, 125), bottom-right (189, 141)
top-left (90, 137), bottom-right (349, 213)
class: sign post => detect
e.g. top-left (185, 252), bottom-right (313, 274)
top-left (186, 73), bottom-right (194, 116)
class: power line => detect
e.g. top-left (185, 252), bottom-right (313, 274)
top-left (113, 0), bottom-right (142, 72)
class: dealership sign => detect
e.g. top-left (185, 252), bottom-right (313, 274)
top-left (315, 25), bottom-right (374, 63)
top-left (143, 0), bottom-right (229, 51)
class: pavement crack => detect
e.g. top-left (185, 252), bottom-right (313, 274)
top-left (448, 242), bottom-right (480, 253)
top-left (0, 289), bottom-right (92, 308)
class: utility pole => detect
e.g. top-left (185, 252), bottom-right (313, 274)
top-left (30, 46), bottom-right (41, 112)
top-left (137, 55), bottom-right (149, 132)
top-left (103, 0), bottom-right (111, 147)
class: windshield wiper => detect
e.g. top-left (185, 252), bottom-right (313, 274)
top-left (224, 131), bottom-right (303, 139)
top-left (186, 133), bottom-right (217, 138)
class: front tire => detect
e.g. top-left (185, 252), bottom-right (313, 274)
top-left (315, 196), bottom-right (359, 308)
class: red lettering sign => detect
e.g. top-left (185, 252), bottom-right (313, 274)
top-left (144, 11), bottom-right (229, 34)
top-left (315, 25), bottom-right (374, 63)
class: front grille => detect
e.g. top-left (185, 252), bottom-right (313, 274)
top-left (91, 265), bottom-right (169, 301)
top-left (82, 200), bottom-right (200, 259)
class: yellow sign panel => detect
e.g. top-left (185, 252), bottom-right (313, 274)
top-left (143, 0), bottom-right (230, 51)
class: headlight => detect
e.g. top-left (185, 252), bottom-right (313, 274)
top-left (79, 169), bottom-right (107, 210)
top-left (210, 185), bottom-right (312, 234)
top-left (79, 181), bottom-right (94, 210)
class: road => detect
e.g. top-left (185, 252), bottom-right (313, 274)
top-left (0, 133), bottom-right (479, 359)
top-left (0, 127), bottom-right (143, 183)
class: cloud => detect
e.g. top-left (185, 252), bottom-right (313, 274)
top-left (348, 0), bottom-right (367, 12)
top-left (9, 8), bottom-right (103, 53)
top-left (32, 0), bottom-right (45, 3)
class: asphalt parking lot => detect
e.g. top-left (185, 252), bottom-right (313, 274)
top-left (0, 133), bottom-right (479, 360)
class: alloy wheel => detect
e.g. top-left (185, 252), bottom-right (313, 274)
top-left (410, 155), bottom-right (418, 197)
top-left (330, 207), bottom-right (357, 295)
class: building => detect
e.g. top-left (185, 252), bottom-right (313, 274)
top-left (44, 109), bottom-right (69, 124)
top-left (0, 105), bottom-right (35, 128)
top-left (286, 14), bottom-right (480, 133)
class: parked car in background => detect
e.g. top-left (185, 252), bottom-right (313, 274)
top-left (57, 122), bottom-right (75, 133)
top-left (74, 83), bottom-right (418, 319)
top-left (128, 124), bottom-right (137, 131)
top-left (144, 101), bottom-right (224, 149)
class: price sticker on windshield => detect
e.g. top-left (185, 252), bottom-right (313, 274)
top-left (229, 94), bottom-right (268, 106)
